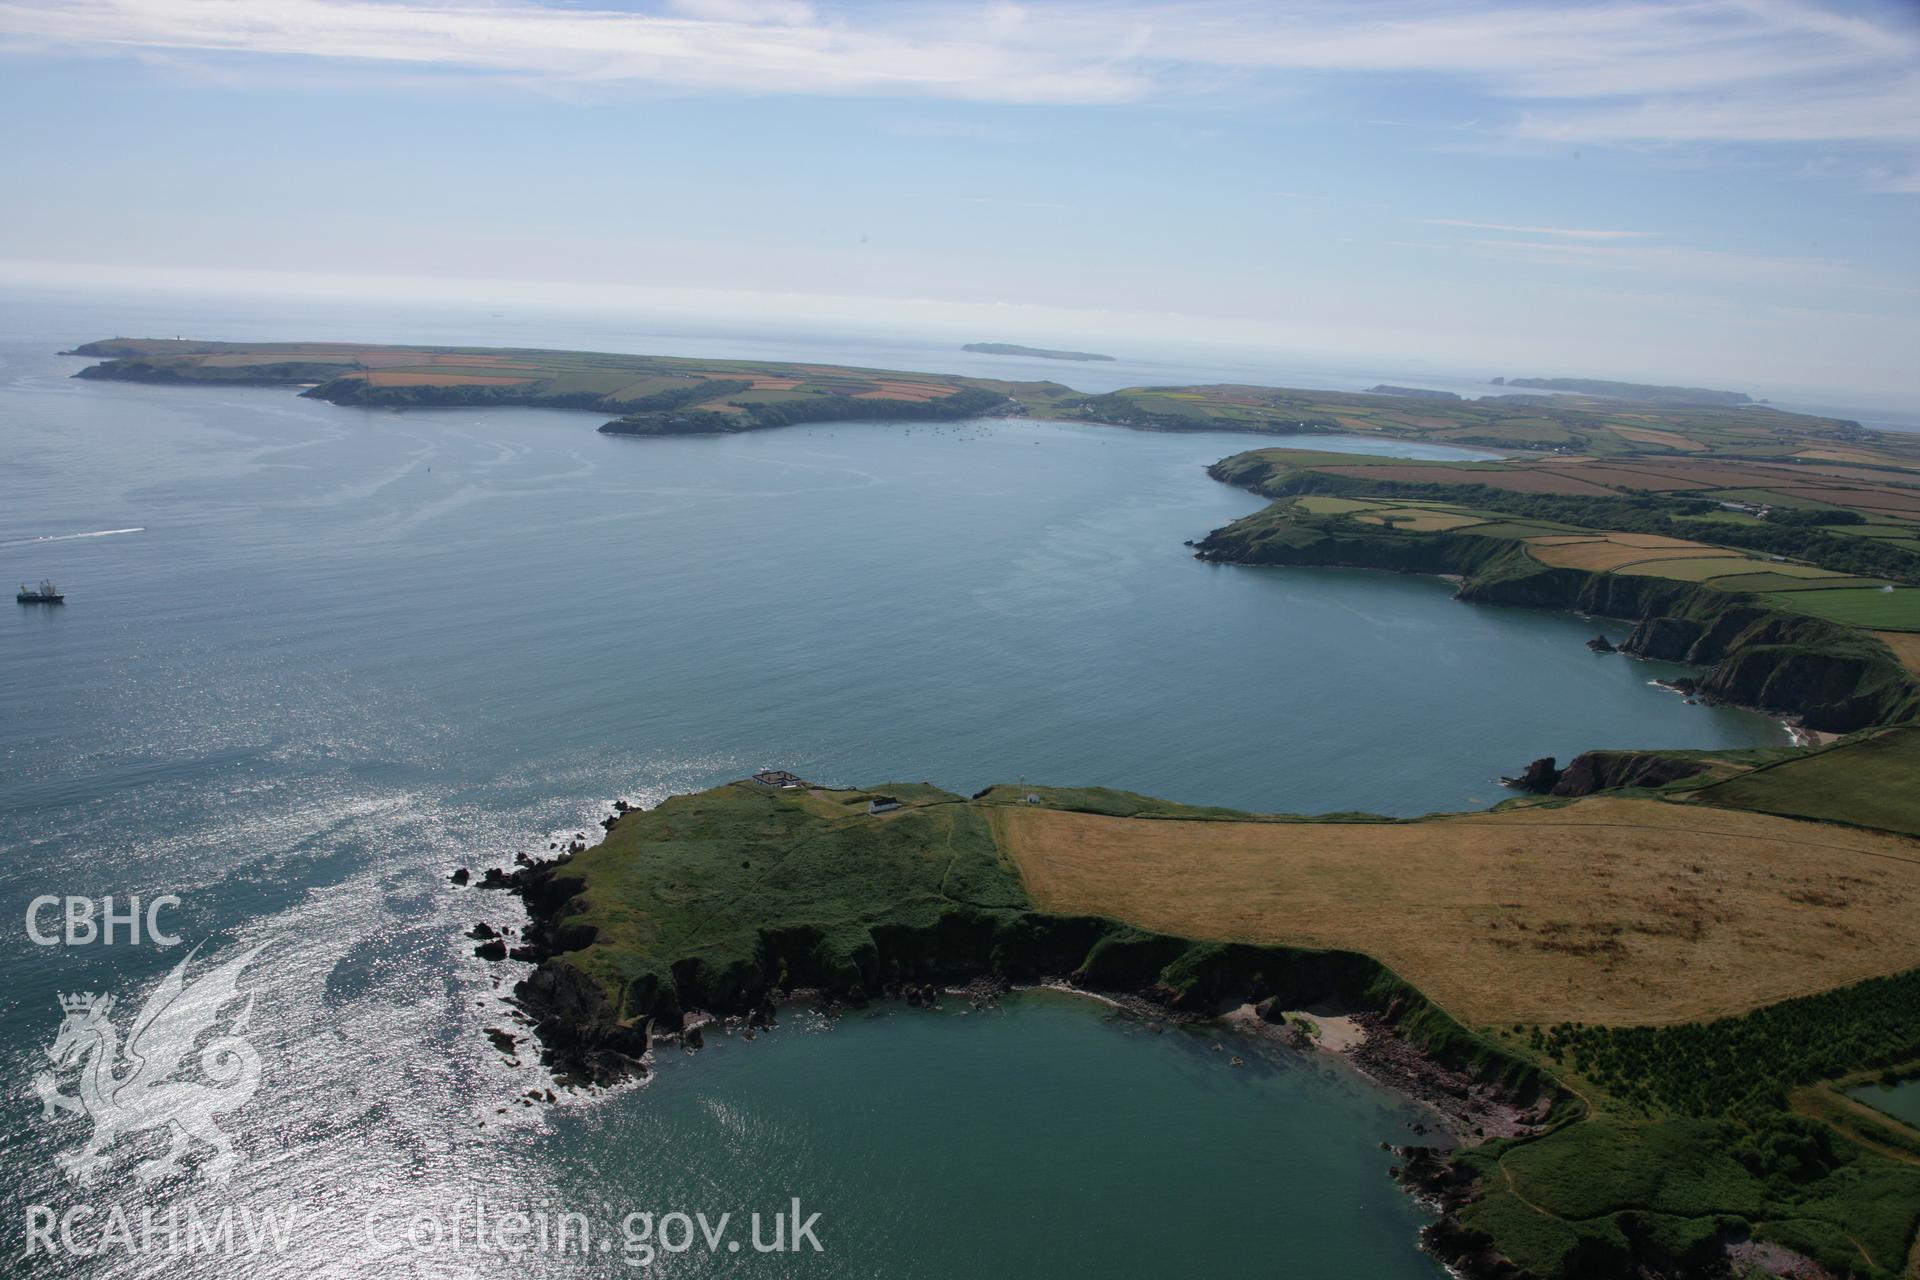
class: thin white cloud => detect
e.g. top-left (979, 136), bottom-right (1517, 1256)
top-left (1428, 219), bottom-right (1655, 241)
top-left (0, 0), bottom-right (1915, 175)
top-left (1450, 236), bottom-right (1858, 287)
top-left (665, 0), bottom-right (816, 25)
top-left (961, 196), bottom-right (1074, 210)
top-left (1514, 76), bottom-right (1920, 147)
top-left (0, 0), bottom-right (1149, 103)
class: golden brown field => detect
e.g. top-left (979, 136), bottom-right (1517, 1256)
top-left (1526, 539), bottom-right (1740, 571)
top-left (1354, 508), bottom-right (1487, 531)
top-left (1547, 464), bottom-right (1708, 491)
top-left (201, 351), bottom-right (360, 367)
top-left (1328, 464), bottom-right (1623, 495)
top-left (854, 385), bottom-right (951, 402)
top-left (992, 797), bottom-right (1920, 1028)
top-left (1796, 488), bottom-right (1920, 518)
top-left (1873, 630), bottom-right (1920, 676)
top-left (1608, 532), bottom-right (1721, 548)
top-left (363, 371), bottom-right (536, 387)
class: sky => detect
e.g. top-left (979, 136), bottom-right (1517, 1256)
top-left (1, 0), bottom-right (1917, 403)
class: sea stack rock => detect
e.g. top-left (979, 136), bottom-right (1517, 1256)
top-left (1586, 634), bottom-right (1615, 653)
top-left (1506, 757), bottom-right (1562, 793)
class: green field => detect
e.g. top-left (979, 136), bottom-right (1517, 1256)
top-left (1614, 555), bottom-right (1771, 581)
top-left (1693, 727), bottom-right (1920, 838)
top-left (555, 780), bottom-right (1028, 1015)
top-left (1206, 445), bottom-right (1920, 589)
top-left (1767, 587), bottom-right (1920, 630)
top-left (1706, 571), bottom-right (1893, 592)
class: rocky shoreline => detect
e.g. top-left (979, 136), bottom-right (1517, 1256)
top-left (450, 798), bottom-right (1556, 1277)
top-left (1391, 1144), bottom-right (1528, 1280)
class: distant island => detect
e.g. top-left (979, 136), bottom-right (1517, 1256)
top-left (1367, 384), bottom-right (1461, 401)
top-left (1492, 376), bottom-right (1752, 408)
top-left (963, 342), bottom-right (1115, 362)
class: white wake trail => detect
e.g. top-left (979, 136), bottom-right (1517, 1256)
top-left (0, 526), bottom-right (145, 546)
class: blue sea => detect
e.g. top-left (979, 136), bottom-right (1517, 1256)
top-left (0, 297), bottom-right (1790, 1276)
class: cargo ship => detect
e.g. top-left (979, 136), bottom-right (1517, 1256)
top-left (16, 579), bottom-right (65, 603)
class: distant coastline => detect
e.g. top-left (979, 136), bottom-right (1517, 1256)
top-left (962, 342), bottom-right (1115, 362)
top-left (1367, 384), bottom-right (1461, 401)
top-left (65, 338), bottom-right (1878, 456)
top-left (1492, 375), bottom-right (1753, 408)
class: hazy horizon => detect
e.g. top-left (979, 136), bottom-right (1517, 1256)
top-left (12, 282), bottom-right (1919, 431)
top-left (3, 0), bottom-right (1917, 403)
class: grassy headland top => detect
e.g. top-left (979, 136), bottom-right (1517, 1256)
top-left (554, 735), bottom-right (1920, 1041)
top-left (66, 337), bottom-right (1902, 458)
top-left (528, 739), bottom-right (1920, 1279)
top-left (1200, 444), bottom-right (1920, 655)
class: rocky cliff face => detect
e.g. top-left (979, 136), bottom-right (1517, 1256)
top-left (1618, 606), bottom-right (1914, 732)
top-left (1555, 751), bottom-right (1713, 796)
top-left (75, 358), bottom-right (351, 387)
top-left (501, 848), bottom-right (1544, 1099)
top-left (1505, 757), bottom-right (1562, 793)
top-left (1194, 518), bottom-right (1920, 734)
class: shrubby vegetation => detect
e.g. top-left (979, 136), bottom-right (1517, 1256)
top-left (1454, 1107), bottom-right (1920, 1280)
top-left (1534, 969), bottom-right (1920, 1119)
top-left (1444, 972), bottom-right (1920, 1279)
